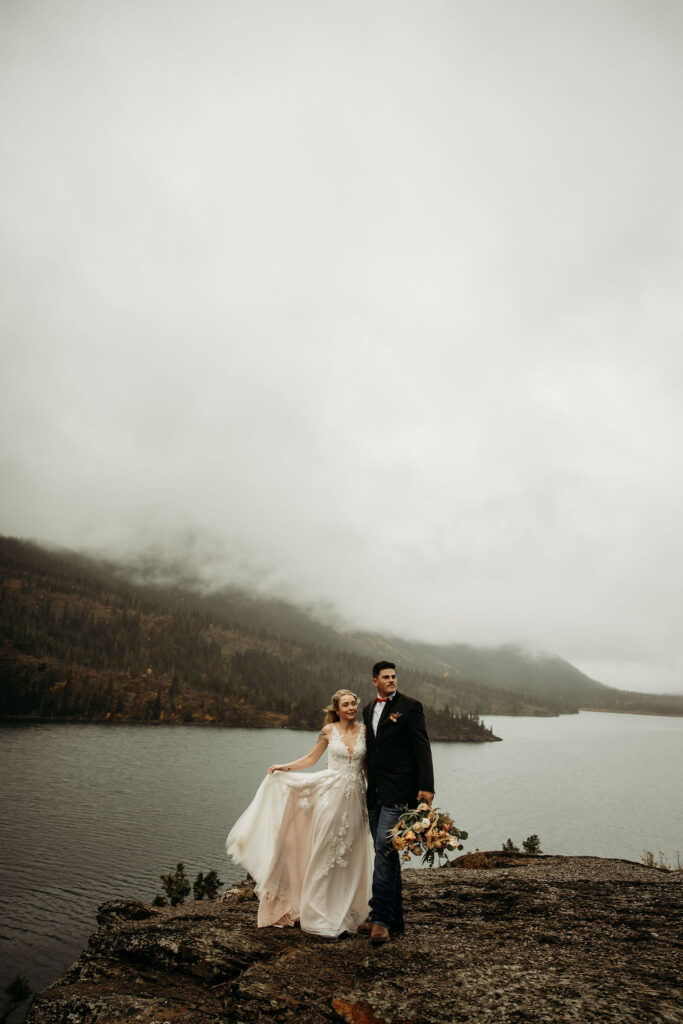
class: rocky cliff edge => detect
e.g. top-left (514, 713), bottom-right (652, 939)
top-left (26, 855), bottom-right (682, 1024)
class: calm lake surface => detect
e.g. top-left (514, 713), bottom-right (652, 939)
top-left (1, 711), bottom-right (681, 996)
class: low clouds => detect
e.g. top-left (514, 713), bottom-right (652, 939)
top-left (1, 0), bottom-right (682, 692)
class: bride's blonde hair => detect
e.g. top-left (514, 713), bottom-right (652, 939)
top-left (323, 689), bottom-right (359, 725)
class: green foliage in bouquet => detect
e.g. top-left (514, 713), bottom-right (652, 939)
top-left (388, 802), bottom-right (468, 867)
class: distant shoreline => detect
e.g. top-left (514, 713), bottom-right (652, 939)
top-left (0, 714), bottom-right (502, 740)
top-left (579, 706), bottom-right (683, 718)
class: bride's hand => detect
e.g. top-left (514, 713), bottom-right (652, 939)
top-left (268, 764), bottom-right (282, 774)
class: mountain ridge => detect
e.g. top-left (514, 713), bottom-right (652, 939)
top-left (2, 536), bottom-right (682, 728)
top-left (0, 536), bottom-right (499, 739)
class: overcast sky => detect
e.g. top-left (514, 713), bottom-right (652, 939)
top-left (1, 0), bottom-right (682, 693)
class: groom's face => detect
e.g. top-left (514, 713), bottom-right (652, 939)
top-left (373, 668), bottom-right (397, 699)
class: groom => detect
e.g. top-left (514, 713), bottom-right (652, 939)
top-left (362, 660), bottom-right (435, 944)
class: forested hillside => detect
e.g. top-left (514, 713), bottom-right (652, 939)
top-left (0, 537), bottom-right (501, 740)
top-left (4, 537), bottom-right (679, 734)
top-left (111, 547), bottom-right (581, 716)
top-left (360, 638), bottom-right (683, 716)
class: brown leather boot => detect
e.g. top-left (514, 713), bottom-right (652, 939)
top-left (357, 919), bottom-right (372, 934)
top-left (370, 923), bottom-right (390, 944)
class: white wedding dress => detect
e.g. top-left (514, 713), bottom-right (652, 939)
top-left (226, 724), bottom-right (373, 937)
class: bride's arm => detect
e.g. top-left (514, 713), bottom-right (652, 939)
top-left (268, 724), bottom-right (331, 774)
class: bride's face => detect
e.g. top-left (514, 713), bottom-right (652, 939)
top-left (337, 694), bottom-right (358, 722)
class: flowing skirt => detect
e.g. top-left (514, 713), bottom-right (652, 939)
top-left (226, 767), bottom-right (373, 937)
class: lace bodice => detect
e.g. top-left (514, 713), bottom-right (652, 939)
top-left (327, 723), bottom-right (366, 775)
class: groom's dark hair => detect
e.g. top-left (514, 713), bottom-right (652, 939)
top-left (372, 660), bottom-right (396, 678)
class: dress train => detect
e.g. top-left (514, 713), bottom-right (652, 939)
top-left (226, 724), bottom-right (373, 937)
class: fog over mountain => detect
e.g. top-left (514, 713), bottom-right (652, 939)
top-left (1, 1), bottom-right (682, 694)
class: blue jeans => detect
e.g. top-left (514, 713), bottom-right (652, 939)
top-left (368, 803), bottom-right (404, 930)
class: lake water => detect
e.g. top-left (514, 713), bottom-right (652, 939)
top-left (1, 711), bottom-right (681, 999)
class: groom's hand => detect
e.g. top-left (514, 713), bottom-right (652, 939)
top-left (417, 790), bottom-right (434, 806)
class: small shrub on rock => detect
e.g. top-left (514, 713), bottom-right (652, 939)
top-left (641, 850), bottom-right (673, 871)
top-left (459, 850), bottom-right (493, 869)
top-left (193, 869), bottom-right (223, 900)
top-left (153, 863), bottom-right (224, 905)
top-left (522, 834), bottom-right (543, 855)
top-left (2, 975), bottom-right (32, 1021)
top-left (160, 862), bottom-right (192, 906)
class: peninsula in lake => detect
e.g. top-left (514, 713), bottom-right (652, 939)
top-left (1, 536), bottom-right (682, 741)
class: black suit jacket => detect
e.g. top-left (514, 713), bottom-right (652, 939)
top-left (362, 691), bottom-right (434, 809)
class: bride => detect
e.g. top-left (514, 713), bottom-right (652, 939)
top-left (226, 689), bottom-right (373, 938)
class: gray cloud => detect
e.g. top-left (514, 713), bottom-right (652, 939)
top-left (2, 0), bottom-right (682, 692)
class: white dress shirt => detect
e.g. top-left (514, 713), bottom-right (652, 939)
top-left (372, 692), bottom-right (396, 734)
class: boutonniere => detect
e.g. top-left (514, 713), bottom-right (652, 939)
top-left (389, 711), bottom-right (402, 723)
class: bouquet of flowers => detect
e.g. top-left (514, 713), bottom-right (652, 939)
top-left (388, 802), bottom-right (468, 867)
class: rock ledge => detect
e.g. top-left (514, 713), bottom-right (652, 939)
top-left (27, 855), bottom-right (682, 1024)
